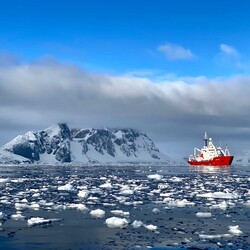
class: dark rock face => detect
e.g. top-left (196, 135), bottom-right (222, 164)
top-left (72, 128), bottom-right (161, 161)
top-left (1, 123), bottom-right (170, 164)
top-left (3, 123), bottom-right (71, 163)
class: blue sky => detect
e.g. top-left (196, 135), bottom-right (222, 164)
top-left (1, 0), bottom-right (250, 77)
top-left (1, 1), bottom-right (250, 159)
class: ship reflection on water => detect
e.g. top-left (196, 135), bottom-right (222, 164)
top-left (191, 165), bottom-right (232, 173)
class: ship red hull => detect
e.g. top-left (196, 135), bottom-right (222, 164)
top-left (188, 156), bottom-right (234, 166)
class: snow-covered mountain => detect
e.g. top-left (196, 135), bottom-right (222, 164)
top-left (234, 150), bottom-right (250, 165)
top-left (0, 123), bottom-right (173, 164)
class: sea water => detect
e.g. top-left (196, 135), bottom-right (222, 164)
top-left (0, 164), bottom-right (249, 250)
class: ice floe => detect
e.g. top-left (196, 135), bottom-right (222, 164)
top-left (228, 225), bottom-right (243, 236)
top-left (105, 217), bottom-right (129, 228)
top-left (147, 174), bottom-right (162, 181)
top-left (164, 198), bottom-right (195, 207)
top-left (152, 208), bottom-right (160, 214)
top-left (199, 233), bottom-right (232, 239)
top-left (197, 191), bottom-right (239, 199)
top-left (0, 178), bottom-right (10, 183)
top-left (120, 189), bottom-right (134, 195)
top-left (144, 224), bottom-right (157, 231)
top-left (90, 209), bottom-right (105, 218)
top-left (110, 210), bottom-right (130, 217)
top-left (67, 204), bottom-right (88, 211)
top-left (27, 217), bottom-right (60, 226)
top-left (131, 220), bottom-right (143, 229)
top-left (77, 190), bottom-right (89, 198)
top-left (210, 200), bottom-right (228, 210)
top-left (196, 212), bottom-right (212, 218)
top-left (58, 183), bottom-right (74, 191)
top-left (30, 203), bottom-right (40, 210)
top-left (11, 213), bottom-right (25, 220)
top-left (100, 182), bottom-right (112, 189)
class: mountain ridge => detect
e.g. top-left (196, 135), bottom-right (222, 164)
top-left (0, 123), bottom-right (174, 164)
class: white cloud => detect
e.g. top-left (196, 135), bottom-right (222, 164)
top-left (218, 43), bottom-right (249, 69)
top-left (157, 43), bottom-right (194, 60)
top-left (1, 57), bottom-right (250, 158)
top-left (220, 44), bottom-right (239, 58)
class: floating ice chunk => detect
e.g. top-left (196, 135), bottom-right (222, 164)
top-left (120, 189), bottom-right (134, 195)
top-left (158, 184), bottom-right (169, 189)
top-left (144, 224), bottom-right (157, 231)
top-left (40, 201), bottom-right (54, 207)
top-left (132, 220), bottom-right (143, 229)
top-left (196, 212), bottom-right (212, 218)
top-left (53, 204), bottom-right (67, 210)
top-left (169, 177), bottom-right (182, 182)
top-left (152, 208), bottom-right (160, 214)
top-left (111, 210), bottom-right (130, 217)
top-left (90, 209), bottom-right (105, 218)
top-left (100, 182), bottom-right (112, 189)
top-left (0, 178), bottom-right (10, 183)
top-left (68, 204), bottom-right (89, 211)
top-left (11, 178), bottom-right (25, 183)
top-left (30, 203), bottom-right (40, 210)
top-left (199, 234), bottom-right (232, 239)
top-left (77, 190), bottom-right (89, 199)
top-left (197, 192), bottom-right (239, 199)
top-left (58, 183), bottom-right (74, 191)
top-left (160, 193), bottom-right (174, 197)
top-left (105, 217), bottom-right (129, 228)
top-left (228, 225), bottom-right (243, 236)
top-left (27, 217), bottom-right (60, 226)
top-left (32, 193), bottom-right (40, 198)
top-left (88, 196), bottom-right (99, 201)
top-left (11, 213), bottom-right (25, 220)
top-left (147, 174), bottom-right (162, 181)
top-left (166, 199), bottom-right (195, 207)
top-left (0, 199), bottom-right (10, 204)
top-left (15, 203), bottom-right (29, 210)
top-left (210, 201), bottom-right (228, 210)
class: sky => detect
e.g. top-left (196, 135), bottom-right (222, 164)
top-left (1, 0), bottom-right (250, 160)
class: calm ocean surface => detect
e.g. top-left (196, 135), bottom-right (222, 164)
top-left (0, 164), bottom-right (249, 250)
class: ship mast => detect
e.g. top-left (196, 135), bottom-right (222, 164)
top-left (203, 132), bottom-right (208, 148)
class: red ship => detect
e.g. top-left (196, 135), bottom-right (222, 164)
top-left (188, 132), bottom-right (234, 166)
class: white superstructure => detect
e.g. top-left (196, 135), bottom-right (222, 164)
top-left (189, 132), bottom-right (230, 162)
